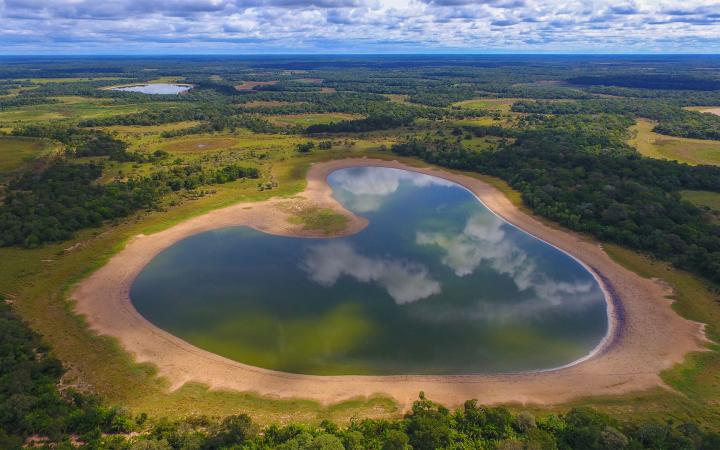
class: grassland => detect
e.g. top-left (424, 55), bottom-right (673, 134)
top-left (452, 117), bottom-right (507, 127)
top-left (461, 135), bottom-right (504, 152)
top-left (0, 98), bottom-right (176, 125)
top-left (235, 81), bottom-right (278, 91)
top-left (629, 118), bottom-right (720, 165)
top-left (287, 205), bottom-right (349, 234)
top-left (452, 98), bottom-right (522, 113)
top-left (267, 113), bottom-right (362, 127)
top-left (0, 136), bottom-right (59, 175)
top-left (681, 190), bottom-right (720, 224)
top-left (20, 77), bottom-right (124, 84)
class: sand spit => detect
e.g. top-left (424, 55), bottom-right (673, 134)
top-left (71, 158), bottom-right (707, 409)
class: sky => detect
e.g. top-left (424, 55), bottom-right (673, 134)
top-left (0, 0), bottom-right (719, 54)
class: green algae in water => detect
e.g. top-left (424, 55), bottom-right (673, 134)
top-left (131, 167), bottom-right (608, 375)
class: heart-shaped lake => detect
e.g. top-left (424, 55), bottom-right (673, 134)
top-left (130, 166), bottom-right (608, 375)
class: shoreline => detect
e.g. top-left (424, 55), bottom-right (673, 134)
top-left (71, 157), bottom-right (708, 409)
top-left (436, 180), bottom-right (620, 375)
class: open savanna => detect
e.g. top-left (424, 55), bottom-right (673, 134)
top-left (2, 128), bottom-right (720, 427)
top-left (267, 113), bottom-right (363, 127)
top-left (235, 80), bottom-right (278, 91)
top-left (629, 118), bottom-right (720, 165)
top-left (0, 135), bottom-right (59, 175)
top-left (0, 97), bottom-right (177, 125)
top-left (684, 106), bottom-right (720, 116)
top-left (452, 98), bottom-right (523, 113)
top-left (21, 77), bottom-right (125, 84)
top-left (101, 121), bottom-right (202, 138)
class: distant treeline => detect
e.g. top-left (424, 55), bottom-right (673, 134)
top-left (568, 74), bottom-right (720, 91)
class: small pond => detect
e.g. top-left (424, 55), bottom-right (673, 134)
top-left (110, 83), bottom-right (191, 94)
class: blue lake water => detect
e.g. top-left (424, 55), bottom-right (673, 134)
top-left (111, 83), bottom-right (191, 94)
top-left (131, 167), bottom-right (608, 375)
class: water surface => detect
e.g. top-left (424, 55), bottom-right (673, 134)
top-left (131, 167), bottom-right (608, 375)
top-left (111, 83), bottom-right (191, 94)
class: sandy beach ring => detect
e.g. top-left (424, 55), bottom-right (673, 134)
top-left (71, 158), bottom-right (707, 409)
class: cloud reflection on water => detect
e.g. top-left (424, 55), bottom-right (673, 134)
top-left (331, 167), bottom-right (454, 212)
top-left (301, 241), bottom-right (441, 305)
top-left (417, 213), bottom-right (601, 322)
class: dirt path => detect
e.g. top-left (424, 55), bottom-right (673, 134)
top-left (71, 158), bottom-right (707, 409)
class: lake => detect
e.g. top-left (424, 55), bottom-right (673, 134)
top-left (130, 166), bottom-right (608, 375)
top-left (110, 83), bottom-right (191, 94)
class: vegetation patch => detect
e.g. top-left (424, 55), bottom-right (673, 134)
top-left (0, 101), bottom-right (170, 125)
top-left (0, 136), bottom-right (58, 175)
top-left (452, 98), bottom-right (524, 113)
top-left (287, 204), bottom-right (349, 234)
top-left (629, 118), bottom-right (720, 165)
top-left (268, 113), bottom-right (363, 127)
top-left (159, 136), bottom-right (238, 154)
top-left (235, 80), bottom-right (278, 91)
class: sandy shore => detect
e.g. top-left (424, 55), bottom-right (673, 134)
top-left (71, 158), bottom-right (708, 409)
top-left (702, 108), bottom-right (720, 116)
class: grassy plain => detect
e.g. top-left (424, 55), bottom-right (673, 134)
top-left (452, 98), bottom-right (522, 113)
top-left (268, 113), bottom-right (362, 127)
top-left (21, 77), bottom-right (124, 84)
top-left (0, 98), bottom-right (176, 125)
top-left (287, 205), bottom-right (349, 234)
top-left (629, 118), bottom-right (720, 165)
top-left (0, 136), bottom-right (59, 175)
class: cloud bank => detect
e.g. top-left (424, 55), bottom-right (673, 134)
top-left (0, 0), bottom-right (718, 53)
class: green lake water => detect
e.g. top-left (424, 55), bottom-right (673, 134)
top-left (131, 166), bottom-right (608, 375)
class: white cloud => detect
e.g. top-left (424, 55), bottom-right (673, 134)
top-left (301, 241), bottom-right (441, 304)
top-left (0, 0), bottom-right (717, 52)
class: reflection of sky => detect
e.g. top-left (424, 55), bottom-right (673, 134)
top-left (307, 167), bottom-right (604, 321)
top-left (111, 83), bottom-right (191, 94)
top-left (301, 241), bottom-right (441, 305)
top-left (329, 167), bottom-right (454, 212)
top-left (417, 213), bottom-right (599, 322)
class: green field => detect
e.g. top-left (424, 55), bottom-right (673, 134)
top-left (0, 136), bottom-right (58, 175)
top-left (452, 98), bottom-right (522, 113)
top-left (0, 98), bottom-right (174, 125)
top-left (629, 118), bottom-right (720, 165)
top-left (20, 77), bottom-right (124, 84)
top-left (268, 113), bottom-right (362, 127)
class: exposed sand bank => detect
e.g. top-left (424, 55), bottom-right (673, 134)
top-left (71, 158), bottom-right (708, 409)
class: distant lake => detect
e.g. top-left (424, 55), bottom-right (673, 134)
top-left (131, 167), bottom-right (608, 375)
top-left (110, 83), bottom-right (191, 94)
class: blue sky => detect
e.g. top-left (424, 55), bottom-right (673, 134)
top-left (1, 0), bottom-right (719, 54)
